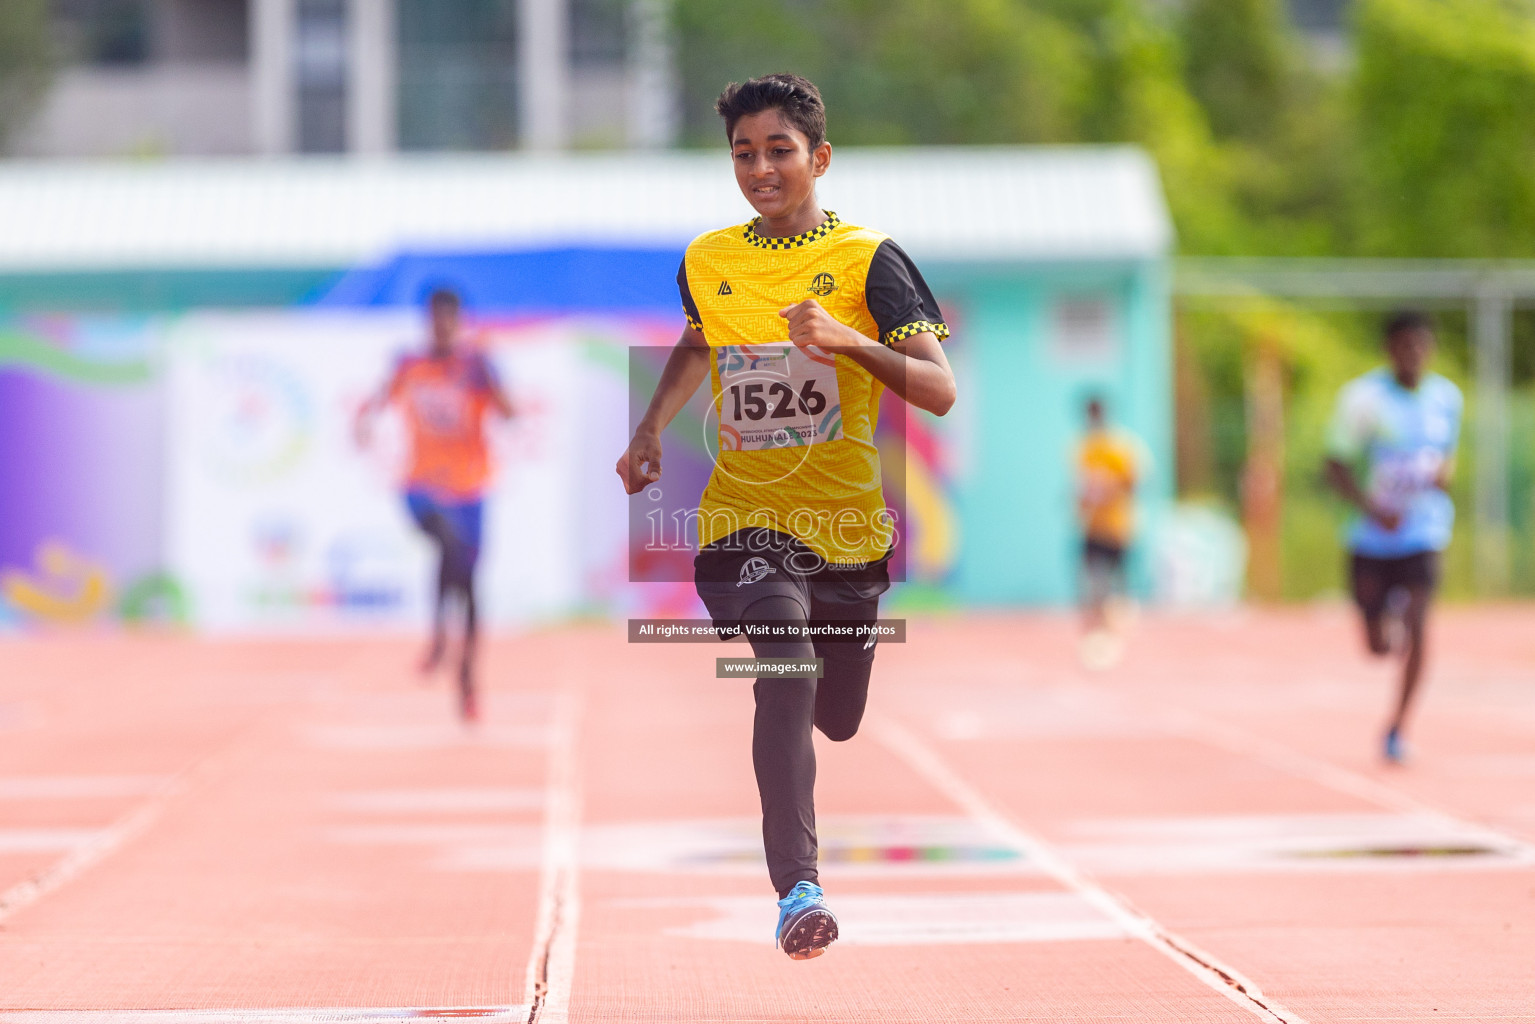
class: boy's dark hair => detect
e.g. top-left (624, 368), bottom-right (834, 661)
top-left (427, 287), bottom-right (462, 311)
top-left (1383, 309), bottom-right (1431, 341)
top-left (715, 73), bottom-right (827, 149)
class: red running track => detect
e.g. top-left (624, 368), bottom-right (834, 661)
top-left (0, 607), bottom-right (1532, 1022)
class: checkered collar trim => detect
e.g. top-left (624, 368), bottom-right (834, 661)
top-left (743, 211), bottom-right (840, 250)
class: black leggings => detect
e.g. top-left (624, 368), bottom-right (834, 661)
top-left (743, 593), bottom-right (878, 898)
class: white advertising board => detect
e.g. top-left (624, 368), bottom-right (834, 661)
top-left (164, 310), bottom-right (639, 631)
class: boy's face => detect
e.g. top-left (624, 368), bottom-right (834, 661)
top-left (430, 301), bottom-right (460, 353)
top-left (1386, 325), bottom-right (1433, 387)
top-left (730, 109), bottom-right (830, 221)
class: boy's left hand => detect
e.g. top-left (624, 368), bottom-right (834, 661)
top-left (779, 299), bottom-right (866, 352)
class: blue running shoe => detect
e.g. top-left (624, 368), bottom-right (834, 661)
top-left (774, 881), bottom-right (838, 960)
top-left (1383, 727), bottom-right (1406, 764)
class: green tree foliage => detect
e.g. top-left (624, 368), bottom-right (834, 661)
top-left (674, 0), bottom-right (1248, 249)
top-left (0, 0), bottom-right (52, 151)
top-left (1181, 0), bottom-right (1292, 143)
top-left (1354, 0), bottom-right (1535, 257)
top-left (674, 0), bottom-right (1092, 147)
top-left (671, 0), bottom-right (1535, 596)
top-left (1178, 0), bottom-right (1353, 255)
top-left (672, 0), bottom-right (1349, 255)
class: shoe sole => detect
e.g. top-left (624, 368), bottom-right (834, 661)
top-left (780, 908), bottom-right (838, 960)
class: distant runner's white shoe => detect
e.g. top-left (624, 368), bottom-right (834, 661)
top-left (1079, 629), bottom-right (1123, 671)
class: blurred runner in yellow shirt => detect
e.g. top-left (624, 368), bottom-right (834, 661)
top-left (1076, 396), bottom-right (1139, 667)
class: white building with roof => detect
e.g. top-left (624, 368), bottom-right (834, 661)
top-left (0, 146), bottom-right (1167, 270)
top-left (0, 147), bottom-right (1172, 610)
top-left (16, 0), bottom-right (663, 158)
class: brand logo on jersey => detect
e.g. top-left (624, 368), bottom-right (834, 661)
top-left (808, 272), bottom-right (838, 297)
top-left (736, 556), bottom-right (777, 587)
top-left (717, 280), bottom-right (733, 296)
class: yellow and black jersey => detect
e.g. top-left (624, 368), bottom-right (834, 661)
top-left (677, 211), bottom-right (948, 566)
top-left (1077, 428), bottom-right (1139, 547)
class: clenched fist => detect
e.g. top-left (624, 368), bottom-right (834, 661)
top-left (616, 431), bottom-right (663, 494)
top-left (778, 299), bottom-right (867, 352)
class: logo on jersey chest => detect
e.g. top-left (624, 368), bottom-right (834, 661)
top-left (736, 556), bottom-right (777, 587)
top-left (808, 272), bottom-right (838, 298)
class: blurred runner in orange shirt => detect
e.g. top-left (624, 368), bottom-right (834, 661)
top-left (357, 288), bottom-right (513, 722)
top-left (1076, 395), bottom-right (1139, 668)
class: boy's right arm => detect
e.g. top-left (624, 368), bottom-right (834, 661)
top-left (354, 362), bottom-right (403, 448)
top-left (1323, 386), bottom-right (1400, 530)
top-left (616, 327), bottom-right (711, 494)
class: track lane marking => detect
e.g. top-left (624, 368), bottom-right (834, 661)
top-left (522, 691), bottom-right (582, 1024)
top-left (0, 677), bottom-right (301, 930)
top-left (0, 755), bottom-right (226, 927)
top-left (0, 793), bottom-right (176, 925)
top-left (615, 890), bottom-right (1132, 945)
top-left (0, 1010), bottom-right (527, 1022)
top-left (0, 776), bottom-right (165, 800)
top-left (872, 717), bottom-right (1307, 1024)
top-left (1162, 708), bottom-right (1535, 855)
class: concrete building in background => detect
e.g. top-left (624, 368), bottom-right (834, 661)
top-left (17, 0), bottom-right (677, 158)
top-left (18, 0), bottom-right (1351, 159)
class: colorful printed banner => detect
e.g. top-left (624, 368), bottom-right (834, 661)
top-left (0, 309), bottom-right (963, 630)
top-left (162, 310), bottom-right (674, 630)
top-left (0, 318), bottom-right (166, 626)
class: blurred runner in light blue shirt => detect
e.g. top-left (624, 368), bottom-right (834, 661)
top-left (1329, 374), bottom-right (1461, 557)
top-left (1324, 311), bottom-right (1462, 764)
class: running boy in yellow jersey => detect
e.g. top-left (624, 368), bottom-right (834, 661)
top-left (1076, 396), bottom-right (1139, 667)
top-left (616, 74), bottom-right (956, 960)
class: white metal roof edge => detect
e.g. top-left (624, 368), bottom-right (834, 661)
top-left (0, 146), bottom-right (1172, 272)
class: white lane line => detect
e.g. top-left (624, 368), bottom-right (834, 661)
top-left (0, 828), bottom-right (109, 853)
top-left (873, 717), bottom-right (1308, 1024)
top-left (328, 788), bottom-right (545, 814)
top-left (0, 775), bottom-right (166, 800)
top-left (0, 741), bottom-right (242, 927)
top-left (0, 1010), bottom-right (527, 1022)
top-left (522, 691), bottom-right (582, 1024)
top-left (1163, 709), bottom-right (1535, 855)
top-left (325, 825), bottom-right (541, 845)
top-left (302, 723), bottom-right (549, 751)
top-left (0, 771), bottom-right (195, 926)
top-left (615, 890), bottom-right (1131, 945)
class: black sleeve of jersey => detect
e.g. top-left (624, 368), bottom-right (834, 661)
top-left (865, 240), bottom-right (950, 346)
top-left (677, 257), bottom-right (703, 332)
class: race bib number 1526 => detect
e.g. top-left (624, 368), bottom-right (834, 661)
top-left (716, 345), bottom-right (843, 452)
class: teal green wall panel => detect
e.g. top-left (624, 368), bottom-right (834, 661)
top-left (927, 259), bottom-right (1173, 607)
top-left (0, 254), bottom-right (1171, 610)
top-left (0, 268), bottom-right (345, 313)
